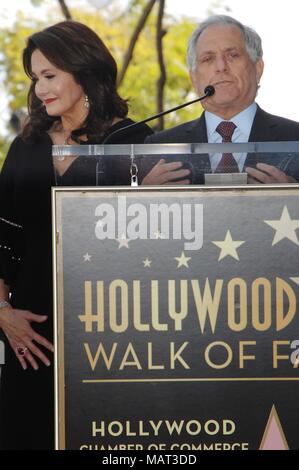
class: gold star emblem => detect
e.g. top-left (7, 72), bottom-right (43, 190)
top-left (143, 258), bottom-right (152, 267)
top-left (83, 253), bottom-right (91, 262)
top-left (116, 233), bottom-right (130, 249)
top-left (212, 230), bottom-right (245, 261)
top-left (175, 251), bottom-right (191, 268)
top-left (264, 206), bottom-right (299, 246)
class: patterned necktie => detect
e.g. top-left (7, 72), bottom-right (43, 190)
top-left (215, 121), bottom-right (239, 173)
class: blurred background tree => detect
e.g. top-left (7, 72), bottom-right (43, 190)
top-left (0, 0), bottom-right (224, 167)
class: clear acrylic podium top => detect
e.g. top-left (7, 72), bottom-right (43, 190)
top-left (52, 142), bottom-right (299, 186)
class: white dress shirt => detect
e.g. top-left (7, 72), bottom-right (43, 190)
top-left (205, 102), bottom-right (257, 172)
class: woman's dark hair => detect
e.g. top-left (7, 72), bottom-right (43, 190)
top-left (22, 20), bottom-right (128, 142)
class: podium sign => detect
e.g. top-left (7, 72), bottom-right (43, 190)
top-left (53, 186), bottom-right (299, 450)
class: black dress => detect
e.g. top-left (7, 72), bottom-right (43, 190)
top-left (0, 119), bottom-right (152, 449)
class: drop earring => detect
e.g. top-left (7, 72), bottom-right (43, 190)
top-left (84, 95), bottom-right (90, 109)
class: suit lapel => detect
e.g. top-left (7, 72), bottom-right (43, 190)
top-left (185, 113), bottom-right (208, 142)
top-left (249, 105), bottom-right (280, 142)
top-left (184, 113), bottom-right (211, 182)
top-left (246, 106), bottom-right (276, 167)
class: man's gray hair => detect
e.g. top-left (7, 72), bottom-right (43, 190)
top-left (187, 15), bottom-right (263, 71)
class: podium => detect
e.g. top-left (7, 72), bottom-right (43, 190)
top-left (52, 143), bottom-right (299, 450)
top-left (52, 141), bottom-right (299, 186)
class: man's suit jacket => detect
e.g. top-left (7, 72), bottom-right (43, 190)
top-left (144, 106), bottom-right (299, 181)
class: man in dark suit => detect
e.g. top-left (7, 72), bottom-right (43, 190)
top-left (143, 15), bottom-right (299, 184)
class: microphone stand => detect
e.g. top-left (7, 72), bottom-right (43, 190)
top-left (96, 85), bottom-right (215, 185)
top-left (101, 85), bottom-right (215, 145)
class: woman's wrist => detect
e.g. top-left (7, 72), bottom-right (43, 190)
top-left (0, 300), bottom-right (12, 309)
top-left (0, 301), bottom-right (13, 328)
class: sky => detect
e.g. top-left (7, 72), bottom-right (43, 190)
top-left (0, 0), bottom-right (299, 134)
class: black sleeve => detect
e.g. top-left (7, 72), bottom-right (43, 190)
top-left (119, 123), bottom-right (154, 144)
top-left (0, 137), bottom-right (24, 286)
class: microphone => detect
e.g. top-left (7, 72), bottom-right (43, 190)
top-left (102, 85), bottom-right (215, 144)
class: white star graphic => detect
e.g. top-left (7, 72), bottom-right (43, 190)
top-left (143, 258), bottom-right (152, 267)
top-left (264, 206), bottom-right (299, 246)
top-left (154, 230), bottom-right (164, 239)
top-left (212, 230), bottom-right (245, 261)
top-left (83, 253), bottom-right (92, 262)
top-left (116, 233), bottom-right (130, 249)
top-left (175, 251), bottom-right (191, 268)
top-left (290, 277), bottom-right (299, 286)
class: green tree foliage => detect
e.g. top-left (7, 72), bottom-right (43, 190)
top-left (0, 13), bottom-right (45, 113)
top-left (0, 12), bottom-right (45, 167)
top-left (0, 4), bottom-right (202, 166)
top-left (0, 138), bottom-right (9, 168)
top-left (116, 10), bottom-right (201, 126)
top-left (75, 6), bottom-right (202, 127)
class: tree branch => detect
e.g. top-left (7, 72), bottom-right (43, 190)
top-left (156, 0), bottom-right (166, 130)
top-left (117, 0), bottom-right (156, 87)
top-left (57, 0), bottom-right (73, 20)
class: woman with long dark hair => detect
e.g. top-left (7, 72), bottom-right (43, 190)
top-left (0, 20), bottom-right (152, 449)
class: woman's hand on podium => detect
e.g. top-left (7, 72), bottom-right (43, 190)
top-left (0, 308), bottom-right (54, 370)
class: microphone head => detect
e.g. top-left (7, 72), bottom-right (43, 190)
top-left (204, 85), bottom-right (215, 97)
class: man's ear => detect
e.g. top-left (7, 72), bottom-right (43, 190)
top-left (256, 58), bottom-right (264, 84)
